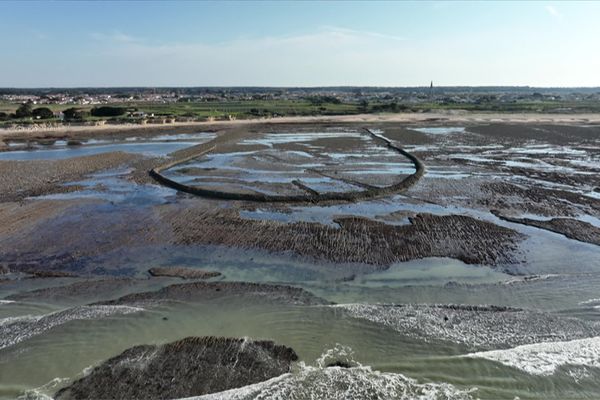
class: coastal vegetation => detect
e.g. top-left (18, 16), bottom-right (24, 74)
top-left (2, 87), bottom-right (600, 128)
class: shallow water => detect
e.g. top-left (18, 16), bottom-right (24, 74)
top-left (0, 142), bottom-right (196, 160)
top-left (240, 131), bottom-right (366, 147)
top-left (0, 132), bottom-right (215, 160)
top-left (3, 297), bottom-right (600, 400)
top-left (412, 127), bottom-right (466, 135)
top-left (161, 130), bottom-right (414, 196)
top-left (36, 167), bottom-right (177, 205)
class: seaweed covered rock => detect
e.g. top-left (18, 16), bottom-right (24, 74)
top-left (55, 336), bottom-right (298, 400)
top-left (6, 278), bottom-right (138, 303)
top-left (148, 266), bottom-right (221, 280)
top-left (96, 281), bottom-right (329, 306)
top-left (492, 211), bottom-right (600, 246)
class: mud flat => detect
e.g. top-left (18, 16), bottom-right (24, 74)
top-left (0, 200), bottom-right (170, 276)
top-left (22, 270), bottom-right (77, 278)
top-left (148, 267), bottom-right (221, 280)
top-left (1, 121), bottom-right (600, 399)
top-left (483, 182), bottom-right (600, 217)
top-left (165, 206), bottom-right (523, 267)
top-left (467, 123), bottom-right (600, 145)
top-left (54, 336), bottom-right (298, 400)
top-left (0, 255), bottom-right (77, 279)
top-left (149, 128), bottom-right (424, 203)
top-left (0, 251), bottom-right (86, 280)
top-left (402, 121), bottom-right (600, 222)
top-left (96, 281), bottom-right (329, 306)
top-left (493, 212), bottom-right (600, 246)
top-left (0, 152), bottom-right (140, 202)
top-left (5, 278), bottom-right (142, 303)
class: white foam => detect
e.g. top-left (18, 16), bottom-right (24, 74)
top-left (465, 336), bottom-right (600, 376)
top-left (315, 343), bottom-right (359, 368)
top-left (579, 298), bottom-right (600, 306)
top-left (0, 305), bottom-right (143, 350)
top-left (0, 314), bottom-right (38, 327)
top-left (17, 377), bottom-right (70, 400)
top-left (335, 303), bottom-right (600, 349)
top-left (188, 367), bottom-right (476, 400)
top-left (82, 365), bottom-right (94, 377)
top-left (183, 346), bottom-right (476, 400)
top-left (0, 299), bottom-right (15, 305)
top-left (501, 274), bottom-right (560, 285)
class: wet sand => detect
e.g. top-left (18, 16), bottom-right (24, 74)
top-left (0, 152), bottom-right (142, 202)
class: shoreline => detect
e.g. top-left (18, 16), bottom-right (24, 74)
top-left (2, 111), bottom-right (600, 140)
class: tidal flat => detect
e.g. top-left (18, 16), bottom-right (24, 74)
top-left (1, 119), bottom-right (599, 399)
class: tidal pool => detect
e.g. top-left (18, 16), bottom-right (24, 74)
top-left (0, 132), bottom-right (215, 160)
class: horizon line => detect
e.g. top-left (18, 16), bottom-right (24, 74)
top-left (2, 85), bottom-right (600, 90)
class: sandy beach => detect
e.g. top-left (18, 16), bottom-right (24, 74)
top-left (2, 112), bottom-right (600, 141)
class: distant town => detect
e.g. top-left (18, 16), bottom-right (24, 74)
top-left (2, 86), bottom-right (600, 127)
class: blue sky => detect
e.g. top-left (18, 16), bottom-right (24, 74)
top-left (1, 1), bottom-right (599, 87)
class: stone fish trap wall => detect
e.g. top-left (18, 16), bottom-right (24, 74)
top-left (149, 128), bottom-right (425, 203)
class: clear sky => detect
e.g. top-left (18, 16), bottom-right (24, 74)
top-left (1, 1), bottom-right (599, 87)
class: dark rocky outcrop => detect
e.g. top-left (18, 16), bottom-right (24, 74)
top-left (55, 336), bottom-right (298, 400)
top-left (493, 211), bottom-right (600, 246)
top-left (166, 207), bottom-right (524, 267)
top-left (484, 182), bottom-right (600, 216)
top-left (25, 270), bottom-right (78, 278)
top-left (96, 281), bottom-right (329, 306)
top-left (326, 361), bottom-right (353, 368)
top-left (148, 266), bottom-right (221, 280)
top-left (6, 278), bottom-right (138, 303)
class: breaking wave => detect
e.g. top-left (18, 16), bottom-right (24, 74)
top-left (579, 298), bottom-right (600, 308)
top-left (0, 305), bottom-right (143, 350)
top-left (187, 345), bottom-right (476, 400)
top-left (464, 336), bottom-right (600, 376)
top-left (334, 303), bottom-right (600, 349)
top-left (16, 377), bottom-right (70, 400)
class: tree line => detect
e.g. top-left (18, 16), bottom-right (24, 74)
top-left (0, 103), bottom-right (128, 122)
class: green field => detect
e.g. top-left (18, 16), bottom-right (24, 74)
top-left (2, 97), bottom-right (600, 127)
